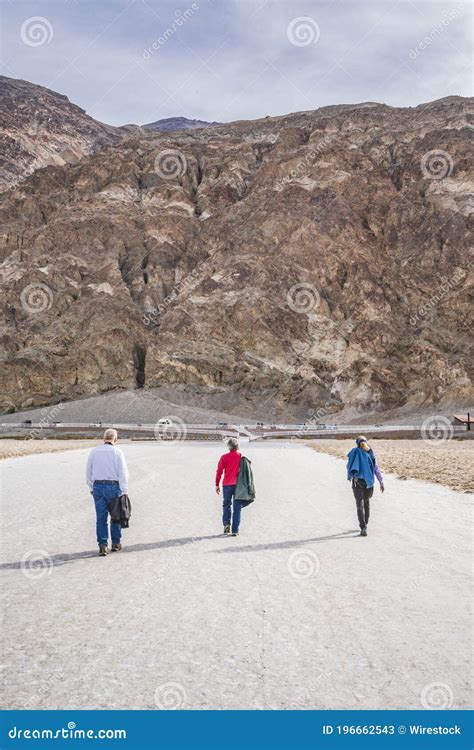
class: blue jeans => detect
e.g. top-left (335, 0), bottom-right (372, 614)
top-left (222, 484), bottom-right (243, 534)
top-left (92, 481), bottom-right (122, 547)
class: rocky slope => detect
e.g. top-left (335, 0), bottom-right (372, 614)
top-left (0, 76), bottom-right (125, 192)
top-left (1, 92), bottom-right (473, 418)
top-left (143, 117), bottom-right (221, 132)
top-left (0, 76), bottom-right (217, 192)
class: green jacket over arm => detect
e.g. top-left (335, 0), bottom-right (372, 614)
top-left (235, 456), bottom-right (256, 506)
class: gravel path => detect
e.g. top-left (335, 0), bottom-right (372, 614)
top-left (0, 442), bottom-right (471, 710)
top-left (0, 439), bottom-right (99, 460)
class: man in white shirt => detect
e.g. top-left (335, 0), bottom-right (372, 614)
top-left (86, 428), bottom-right (129, 556)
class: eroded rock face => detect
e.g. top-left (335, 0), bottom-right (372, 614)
top-left (0, 76), bottom-right (125, 192)
top-left (1, 93), bottom-right (473, 417)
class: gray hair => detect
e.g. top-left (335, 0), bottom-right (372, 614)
top-left (227, 437), bottom-right (239, 451)
top-left (104, 428), bottom-right (118, 442)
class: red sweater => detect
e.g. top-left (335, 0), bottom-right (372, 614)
top-left (215, 451), bottom-right (241, 486)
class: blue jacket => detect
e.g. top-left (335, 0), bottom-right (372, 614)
top-left (347, 447), bottom-right (377, 488)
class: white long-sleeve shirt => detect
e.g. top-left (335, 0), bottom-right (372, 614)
top-left (86, 443), bottom-right (129, 495)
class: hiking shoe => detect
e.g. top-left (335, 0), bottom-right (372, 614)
top-left (231, 531), bottom-right (239, 536)
top-left (111, 543), bottom-right (122, 552)
top-left (99, 545), bottom-right (109, 556)
top-left (223, 525), bottom-right (231, 535)
top-left (360, 527), bottom-right (368, 537)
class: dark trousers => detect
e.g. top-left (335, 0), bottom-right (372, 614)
top-left (352, 480), bottom-right (373, 529)
top-left (222, 484), bottom-right (243, 534)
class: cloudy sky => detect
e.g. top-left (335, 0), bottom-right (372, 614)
top-left (1, 0), bottom-right (472, 126)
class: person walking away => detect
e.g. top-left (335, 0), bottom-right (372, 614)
top-left (86, 428), bottom-right (129, 556)
top-left (215, 438), bottom-right (242, 536)
top-left (347, 435), bottom-right (384, 537)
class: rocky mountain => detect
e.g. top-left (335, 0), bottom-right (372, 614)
top-left (1, 90), bottom-right (473, 419)
top-left (0, 76), bottom-right (218, 192)
top-left (0, 76), bottom-right (124, 192)
top-left (143, 117), bottom-right (221, 132)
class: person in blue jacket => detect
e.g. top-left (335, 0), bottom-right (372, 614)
top-left (347, 436), bottom-right (384, 536)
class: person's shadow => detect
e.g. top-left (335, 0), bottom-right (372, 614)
top-left (211, 529), bottom-right (360, 553)
top-left (0, 535), bottom-right (222, 571)
top-left (0, 531), bottom-right (360, 571)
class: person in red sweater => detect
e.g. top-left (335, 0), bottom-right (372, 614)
top-left (215, 438), bottom-right (242, 536)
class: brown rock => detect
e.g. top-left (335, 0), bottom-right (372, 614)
top-left (0, 75), bottom-right (136, 193)
top-left (1, 88), bottom-right (473, 418)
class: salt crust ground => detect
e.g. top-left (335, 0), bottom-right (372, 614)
top-left (0, 442), bottom-right (471, 709)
